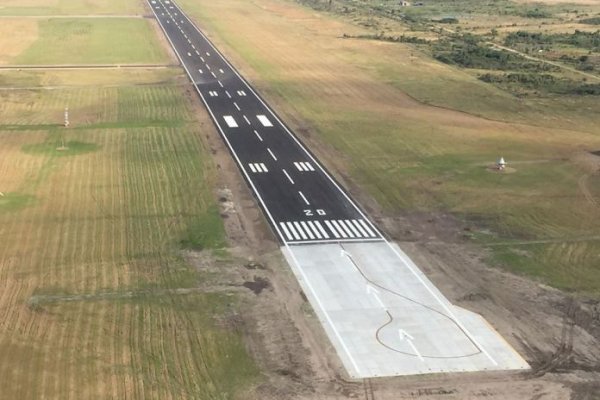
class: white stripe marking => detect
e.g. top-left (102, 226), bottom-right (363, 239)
top-left (267, 148), bottom-right (277, 161)
top-left (286, 222), bottom-right (300, 240)
top-left (223, 115), bottom-right (238, 128)
top-left (206, 64), bottom-right (210, 70)
top-left (282, 169), bottom-right (294, 184)
top-left (225, 91), bottom-right (231, 98)
top-left (279, 223), bottom-right (293, 241)
top-left (253, 130), bottom-right (263, 141)
top-left (352, 219), bottom-right (369, 237)
top-left (233, 102), bottom-right (240, 111)
top-left (257, 115), bottom-right (273, 127)
top-left (248, 163), bottom-right (257, 173)
top-left (358, 219), bottom-right (376, 237)
top-left (192, 44), bottom-right (195, 49)
top-left (314, 221), bottom-right (330, 239)
top-left (260, 163), bottom-right (268, 172)
top-left (337, 220), bottom-right (355, 238)
top-left (331, 220), bottom-right (348, 238)
top-left (218, 81), bottom-right (223, 88)
top-left (298, 191), bottom-right (310, 206)
top-left (198, 68), bottom-right (203, 74)
top-left (200, 56), bottom-right (205, 62)
top-left (187, 52), bottom-right (191, 56)
top-left (293, 222), bottom-right (308, 240)
top-left (307, 221), bottom-right (322, 239)
top-left (206, 51), bottom-right (210, 56)
top-left (294, 162), bottom-right (303, 171)
top-left (243, 115), bottom-right (251, 125)
top-left (344, 219), bottom-right (361, 237)
top-left (300, 222), bottom-right (315, 239)
top-left (211, 71), bottom-right (216, 78)
top-left (219, 68), bottom-right (224, 74)
top-left (305, 162), bottom-right (315, 171)
top-left (324, 220), bottom-right (341, 238)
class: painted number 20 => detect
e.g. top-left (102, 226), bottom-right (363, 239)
top-left (304, 209), bottom-right (326, 216)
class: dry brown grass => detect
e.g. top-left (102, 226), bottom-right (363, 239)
top-left (0, 19), bottom-right (38, 64)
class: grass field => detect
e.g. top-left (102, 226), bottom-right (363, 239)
top-left (6, 18), bottom-right (170, 65)
top-left (0, 0), bottom-right (144, 16)
top-left (178, 0), bottom-right (600, 295)
top-left (0, 69), bottom-right (258, 398)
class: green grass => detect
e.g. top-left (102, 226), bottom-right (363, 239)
top-left (22, 139), bottom-right (100, 156)
top-left (0, 192), bottom-right (35, 212)
top-left (0, 78), bottom-right (256, 398)
top-left (14, 19), bottom-right (170, 65)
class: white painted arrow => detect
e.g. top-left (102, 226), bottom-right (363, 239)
top-left (367, 284), bottom-right (387, 310)
top-left (399, 329), bottom-right (424, 361)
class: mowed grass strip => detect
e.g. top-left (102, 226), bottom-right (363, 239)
top-left (0, 0), bottom-right (144, 16)
top-left (0, 80), bottom-right (257, 399)
top-left (13, 18), bottom-right (170, 65)
top-left (177, 0), bottom-right (600, 295)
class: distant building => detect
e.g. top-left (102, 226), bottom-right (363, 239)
top-left (400, 1), bottom-right (411, 6)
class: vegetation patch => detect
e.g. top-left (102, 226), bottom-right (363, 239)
top-left (479, 72), bottom-right (600, 95)
top-left (22, 140), bottom-right (99, 156)
top-left (0, 192), bottom-right (35, 212)
top-left (432, 34), bottom-right (557, 72)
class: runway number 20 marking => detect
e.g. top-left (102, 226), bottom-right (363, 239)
top-left (304, 209), bottom-right (326, 216)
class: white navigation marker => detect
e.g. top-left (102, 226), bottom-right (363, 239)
top-left (298, 191), bottom-right (310, 205)
top-left (223, 115), bottom-right (238, 128)
top-left (257, 115), bottom-right (273, 127)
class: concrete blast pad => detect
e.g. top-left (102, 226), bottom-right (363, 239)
top-left (282, 241), bottom-right (529, 378)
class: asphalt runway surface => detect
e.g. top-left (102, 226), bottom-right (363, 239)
top-left (149, 0), bottom-right (382, 245)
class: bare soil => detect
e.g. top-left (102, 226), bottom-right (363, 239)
top-left (182, 80), bottom-right (600, 399)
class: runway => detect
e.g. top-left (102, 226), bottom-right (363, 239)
top-left (148, 0), bottom-right (529, 378)
top-left (149, 0), bottom-right (382, 245)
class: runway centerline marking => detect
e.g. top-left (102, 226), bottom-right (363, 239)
top-left (253, 130), bottom-right (263, 141)
top-left (267, 148), bottom-right (277, 161)
top-left (282, 169), bottom-right (295, 184)
top-left (298, 191), bottom-right (310, 205)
